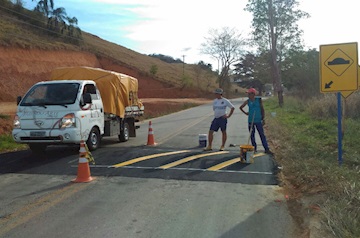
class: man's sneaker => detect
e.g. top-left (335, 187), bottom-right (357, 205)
top-left (265, 149), bottom-right (274, 155)
top-left (219, 146), bottom-right (225, 151)
top-left (203, 146), bottom-right (212, 151)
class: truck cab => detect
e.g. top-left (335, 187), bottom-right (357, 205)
top-left (12, 80), bottom-right (105, 153)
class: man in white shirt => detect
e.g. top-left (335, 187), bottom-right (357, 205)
top-left (204, 88), bottom-right (235, 151)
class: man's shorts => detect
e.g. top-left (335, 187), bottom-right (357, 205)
top-left (210, 116), bottom-right (227, 132)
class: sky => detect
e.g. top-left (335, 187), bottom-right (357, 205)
top-left (24, 0), bottom-right (360, 68)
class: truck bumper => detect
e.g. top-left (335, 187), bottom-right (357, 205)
top-left (12, 128), bottom-right (83, 144)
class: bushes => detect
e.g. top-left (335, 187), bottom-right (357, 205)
top-left (264, 96), bottom-right (360, 237)
top-left (307, 92), bottom-right (360, 119)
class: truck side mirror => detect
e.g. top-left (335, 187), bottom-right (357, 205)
top-left (16, 96), bottom-right (22, 105)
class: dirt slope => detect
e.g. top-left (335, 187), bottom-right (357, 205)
top-left (0, 47), bottom-right (208, 102)
top-left (0, 46), bottom-right (212, 135)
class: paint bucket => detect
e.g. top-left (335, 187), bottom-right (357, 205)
top-left (240, 144), bottom-right (255, 163)
top-left (198, 134), bottom-right (207, 147)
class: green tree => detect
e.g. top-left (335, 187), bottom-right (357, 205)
top-left (253, 51), bottom-right (272, 85)
top-left (245, 0), bottom-right (309, 106)
top-left (234, 52), bottom-right (256, 81)
top-left (67, 16), bottom-right (81, 37)
top-left (201, 27), bottom-right (246, 92)
top-left (234, 53), bottom-right (260, 91)
top-left (47, 7), bottom-right (67, 33)
top-left (234, 52), bottom-right (272, 94)
top-left (32, 0), bottom-right (54, 17)
top-left (197, 61), bottom-right (213, 71)
top-left (32, 1), bottom-right (81, 39)
top-left (281, 49), bottom-right (319, 98)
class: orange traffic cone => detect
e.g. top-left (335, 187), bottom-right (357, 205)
top-left (146, 121), bottom-right (156, 146)
top-left (72, 140), bottom-right (94, 183)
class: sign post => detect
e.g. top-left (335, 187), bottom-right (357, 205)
top-left (337, 92), bottom-right (342, 165)
top-left (319, 42), bottom-right (358, 165)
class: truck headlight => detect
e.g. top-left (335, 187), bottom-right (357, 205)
top-left (13, 114), bottom-right (21, 129)
top-left (60, 113), bottom-right (76, 128)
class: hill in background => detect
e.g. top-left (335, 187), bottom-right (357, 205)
top-left (0, 3), bottom-right (219, 102)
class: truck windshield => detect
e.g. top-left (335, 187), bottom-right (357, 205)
top-left (21, 83), bottom-right (80, 106)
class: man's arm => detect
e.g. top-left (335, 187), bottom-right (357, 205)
top-left (239, 101), bottom-right (248, 115)
top-left (226, 107), bottom-right (235, 118)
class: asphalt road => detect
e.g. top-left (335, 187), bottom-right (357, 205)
top-left (0, 97), bottom-right (296, 238)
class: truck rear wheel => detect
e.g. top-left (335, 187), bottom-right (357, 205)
top-left (87, 127), bottom-right (100, 151)
top-left (29, 144), bottom-right (47, 154)
top-left (118, 122), bottom-right (129, 142)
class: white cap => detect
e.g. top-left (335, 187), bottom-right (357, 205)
top-left (214, 88), bottom-right (223, 94)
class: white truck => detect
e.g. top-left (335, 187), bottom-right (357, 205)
top-left (12, 66), bottom-right (144, 153)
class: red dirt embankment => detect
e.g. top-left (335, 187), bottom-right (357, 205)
top-left (0, 47), bottom-right (212, 135)
top-left (0, 47), bottom-right (208, 102)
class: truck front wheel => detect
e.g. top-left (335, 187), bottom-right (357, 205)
top-left (118, 122), bottom-right (129, 142)
top-left (87, 127), bottom-right (101, 151)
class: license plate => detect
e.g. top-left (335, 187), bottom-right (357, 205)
top-left (30, 131), bottom-right (46, 137)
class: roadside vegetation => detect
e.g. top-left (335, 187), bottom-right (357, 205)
top-left (0, 134), bottom-right (27, 152)
top-left (265, 95), bottom-right (360, 238)
top-left (0, 113), bottom-right (27, 152)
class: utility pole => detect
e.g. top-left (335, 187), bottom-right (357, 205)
top-left (182, 54), bottom-right (185, 76)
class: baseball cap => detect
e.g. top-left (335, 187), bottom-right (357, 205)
top-left (246, 88), bottom-right (257, 94)
top-left (214, 88), bottom-right (223, 94)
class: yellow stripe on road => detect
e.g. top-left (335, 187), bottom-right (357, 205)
top-left (159, 151), bottom-right (229, 169)
top-left (207, 153), bottom-right (266, 171)
top-left (254, 152), bottom-right (265, 157)
top-left (207, 158), bottom-right (241, 171)
top-left (112, 150), bottom-right (190, 168)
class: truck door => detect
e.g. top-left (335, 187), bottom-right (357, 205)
top-left (82, 84), bottom-right (104, 133)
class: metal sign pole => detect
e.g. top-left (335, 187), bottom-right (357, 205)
top-left (337, 92), bottom-right (343, 166)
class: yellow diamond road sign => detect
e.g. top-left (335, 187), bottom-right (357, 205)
top-left (320, 42), bottom-right (358, 93)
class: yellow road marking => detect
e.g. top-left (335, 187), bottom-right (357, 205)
top-left (207, 158), bottom-right (240, 171)
top-left (112, 150), bottom-right (190, 168)
top-left (207, 153), bottom-right (266, 171)
top-left (159, 151), bottom-right (229, 169)
top-left (254, 152), bottom-right (265, 157)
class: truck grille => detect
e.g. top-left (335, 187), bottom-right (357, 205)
top-left (20, 136), bottom-right (62, 141)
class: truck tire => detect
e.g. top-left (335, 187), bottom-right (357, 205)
top-left (29, 144), bottom-right (47, 154)
top-left (119, 122), bottom-right (129, 142)
top-left (87, 127), bottom-right (101, 151)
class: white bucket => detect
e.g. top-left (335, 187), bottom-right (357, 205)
top-left (240, 144), bottom-right (255, 163)
top-left (198, 134), bottom-right (207, 147)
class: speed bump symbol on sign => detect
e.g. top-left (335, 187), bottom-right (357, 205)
top-left (325, 50), bottom-right (353, 76)
top-left (320, 42), bottom-right (358, 93)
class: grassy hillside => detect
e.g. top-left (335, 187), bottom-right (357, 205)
top-left (0, 4), bottom-right (218, 92)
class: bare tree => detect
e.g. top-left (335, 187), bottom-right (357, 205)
top-left (201, 27), bottom-right (246, 93)
top-left (245, 0), bottom-right (309, 106)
